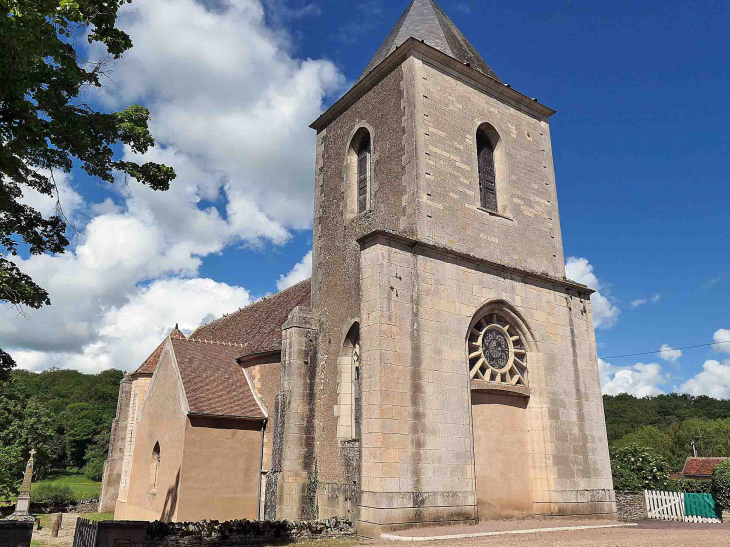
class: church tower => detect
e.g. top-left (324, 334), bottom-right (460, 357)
top-left (273, 0), bottom-right (615, 534)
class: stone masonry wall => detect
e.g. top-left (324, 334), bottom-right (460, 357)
top-left (411, 55), bottom-right (566, 279)
top-left (615, 492), bottom-right (646, 522)
top-left (99, 376), bottom-right (133, 512)
top-left (309, 62), bottom-right (411, 522)
top-left (358, 235), bottom-right (614, 533)
top-left (116, 376), bottom-right (152, 507)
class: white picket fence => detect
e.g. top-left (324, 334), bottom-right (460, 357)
top-left (644, 490), bottom-right (722, 524)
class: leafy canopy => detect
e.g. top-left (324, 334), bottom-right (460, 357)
top-left (712, 459), bottom-right (730, 509)
top-left (610, 443), bottom-right (669, 492)
top-left (1, 0), bottom-right (175, 366)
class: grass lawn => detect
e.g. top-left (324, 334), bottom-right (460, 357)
top-left (32, 470), bottom-right (101, 501)
top-left (80, 512), bottom-right (114, 522)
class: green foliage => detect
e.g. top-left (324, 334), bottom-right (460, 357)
top-left (0, 381), bottom-right (54, 500)
top-left (712, 459), bottom-right (730, 509)
top-left (611, 443), bottom-right (670, 492)
top-left (32, 469), bottom-right (101, 500)
top-left (0, 368), bottom-right (120, 496)
top-left (1, 0), bottom-right (175, 368)
top-left (664, 479), bottom-right (713, 494)
top-left (30, 483), bottom-right (75, 507)
top-left (611, 426), bottom-right (674, 465)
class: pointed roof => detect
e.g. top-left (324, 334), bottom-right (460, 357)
top-left (134, 326), bottom-right (187, 375)
top-left (359, 0), bottom-right (500, 82)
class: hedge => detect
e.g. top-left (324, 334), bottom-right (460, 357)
top-left (31, 483), bottom-right (76, 507)
top-left (664, 479), bottom-right (712, 494)
top-left (712, 459), bottom-right (730, 509)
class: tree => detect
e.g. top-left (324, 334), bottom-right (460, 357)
top-left (610, 443), bottom-right (669, 492)
top-left (0, 381), bottom-right (54, 499)
top-left (611, 426), bottom-right (676, 469)
top-left (1, 0), bottom-right (175, 367)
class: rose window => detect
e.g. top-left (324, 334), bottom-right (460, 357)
top-left (468, 313), bottom-right (527, 386)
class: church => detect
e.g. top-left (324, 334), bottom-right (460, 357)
top-left (99, 0), bottom-right (616, 535)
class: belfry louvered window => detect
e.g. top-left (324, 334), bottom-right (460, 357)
top-left (357, 134), bottom-right (371, 214)
top-left (477, 128), bottom-right (497, 211)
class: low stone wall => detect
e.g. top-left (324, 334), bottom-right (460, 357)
top-left (32, 498), bottom-right (100, 515)
top-left (88, 517), bottom-right (353, 547)
top-left (0, 520), bottom-right (34, 547)
top-left (615, 492), bottom-right (646, 522)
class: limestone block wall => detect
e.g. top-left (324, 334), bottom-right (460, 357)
top-left (410, 55), bottom-right (566, 279)
top-left (357, 235), bottom-right (614, 533)
top-left (116, 375), bottom-right (152, 508)
top-left (99, 375), bottom-right (133, 512)
top-left (243, 358), bottom-right (280, 473)
top-left (265, 308), bottom-right (318, 521)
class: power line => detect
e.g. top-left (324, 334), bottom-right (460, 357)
top-left (599, 340), bottom-right (730, 361)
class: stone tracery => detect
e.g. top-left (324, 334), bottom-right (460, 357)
top-left (468, 312), bottom-right (528, 386)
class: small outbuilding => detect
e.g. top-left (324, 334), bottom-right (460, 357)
top-left (681, 457), bottom-right (729, 480)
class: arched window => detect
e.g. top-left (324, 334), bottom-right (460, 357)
top-left (336, 323), bottom-right (361, 440)
top-left (477, 126), bottom-right (497, 211)
top-left (356, 133), bottom-right (371, 214)
top-left (148, 442), bottom-right (160, 492)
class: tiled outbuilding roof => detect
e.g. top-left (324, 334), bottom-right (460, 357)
top-left (171, 338), bottom-right (266, 420)
top-left (134, 326), bottom-right (187, 375)
top-left (682, 457), bottom-right (728, 478)
top-left (359, 0), bottom-right (500, 82)
top-left (191, 279), bottom-right (311, 357)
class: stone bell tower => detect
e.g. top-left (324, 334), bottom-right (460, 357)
top-left (302, 0), bottom-right (615, 535)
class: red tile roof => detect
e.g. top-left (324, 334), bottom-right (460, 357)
top-left (191, 279), bottom-right (311, 357)
top-left (171, 338), bottom-right (266, 420)
top-left (682, 457), bottom-right (728, 478)
top-left (134, 326), bottom-right (187, 375)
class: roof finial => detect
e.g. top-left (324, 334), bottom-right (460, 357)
top-left (175, 323), bottom-right (179, 330)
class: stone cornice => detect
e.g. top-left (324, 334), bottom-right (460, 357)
top-left (356, 229), bottom-right (594, 296)
top-left (311, 37), bottom-right (555, 132)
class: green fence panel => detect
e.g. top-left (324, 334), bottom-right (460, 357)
top-left (684, 493), bottom-right (721, 519)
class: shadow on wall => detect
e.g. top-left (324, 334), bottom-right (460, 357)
top-left (160, 468), bottom-right (180, 523)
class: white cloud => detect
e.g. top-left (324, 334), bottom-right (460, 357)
top-left (679, 359), bottom-right (730, 399)
top-left (599, 358), bottom-right (668, 397)
top-left (713, 329), bottom-right (730, 354)
top-left (631, 293), bottom-right (661, 308)
top-left (631, 299), bottom-right (647, 308)
top-left (658, 343), bottom-right (682, 364)
top-left (565, 257), bottom-right (620, 329)
top-left (652, 293), bottom-right (661, 303)
top-left (276, 250), bottom-right (312, 291)
top-left (10, 278), bottom-right (251, 373)
top-left (3, 0), bottom-right (346, 373)
top-left (19, 170), bottom-right (85, 225)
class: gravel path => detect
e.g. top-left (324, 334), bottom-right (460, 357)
top-left (372, 520), bottom-right (730, 547)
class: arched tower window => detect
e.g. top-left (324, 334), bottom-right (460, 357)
top-left (148, 441), bottom-right (160, 492)
top-left (356, 133), bottom-right (371, 214)
top-left (477, 126), bottom-right (497, 212)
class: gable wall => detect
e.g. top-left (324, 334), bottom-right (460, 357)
top-left (116, 346), bottom-right (187, 522)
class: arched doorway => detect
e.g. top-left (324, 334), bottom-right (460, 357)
top-left (468, 308), bottom-right (533, 519)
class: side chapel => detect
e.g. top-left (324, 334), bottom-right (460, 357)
top-left (100, 0), bottom-right (616, 534)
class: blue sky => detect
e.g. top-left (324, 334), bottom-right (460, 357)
top-left (2, 0), bottom-right (729, 397)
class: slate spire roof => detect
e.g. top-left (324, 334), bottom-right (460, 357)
top-left (359, 0), bottom-right (500, 82)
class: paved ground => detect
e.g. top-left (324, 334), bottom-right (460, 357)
top-left (369, 520), bottom-right (730, 547)
top-left (387, 518), bottom-right (632, 537)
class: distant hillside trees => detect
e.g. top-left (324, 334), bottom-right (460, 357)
top-left (604, 394), bottom-right (730, 471)
top-left (1, 368), bottom-right (123, 496)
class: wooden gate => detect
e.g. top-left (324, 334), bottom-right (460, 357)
top-left (644, 490), bottom-right (722, 524)
top-left (73, 518), bottom-right (99, 547)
